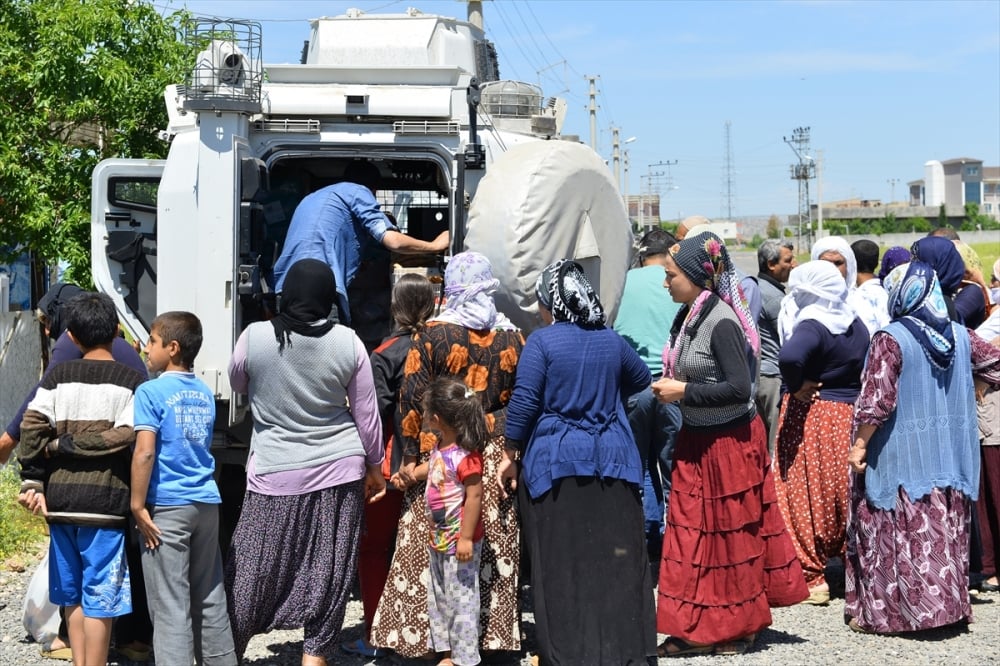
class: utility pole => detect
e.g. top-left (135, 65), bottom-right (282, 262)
top-left (721, 121), bottom-right (736, 221)
top-left (816, 149), bottom-right (824, 236)
top-left (640, 161), bottom-right (677, 232)
top-left (612, 127), bottom-right (621, 190)
top-left (783, 126), bottom-right (816, 252)
top-left (624, 149), bottom-right (631, 226)
top-left (586, 76), bottom-right (598, 150)
top-left (887, 177), bottom-right (899, 204)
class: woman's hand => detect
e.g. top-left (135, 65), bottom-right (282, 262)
top-left (364, 464), bottom-right (388, 504)
top-left (397, 461), bottom-right (418, 489)
top-left (793, 379), bottom-right (822, 404)
top-left (497, 451), bottom-right (518, 500)
top-left (848, 441), bottom-right (867, 473)
top-left (651, 377), bottom-right (685, 404)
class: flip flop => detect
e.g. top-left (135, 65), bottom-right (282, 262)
top-left (340, 638), bottom-right (383, 658)
top-left (657, 636), bottom-right (715, 658)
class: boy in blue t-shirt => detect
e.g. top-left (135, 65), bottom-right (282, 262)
top-left (130, 311), bottom-right (236, 665)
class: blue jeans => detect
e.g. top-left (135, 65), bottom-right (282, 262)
top-left (626, 386), bottom-right (681, 570)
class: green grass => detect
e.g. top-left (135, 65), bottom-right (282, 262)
top-left (970, 242), bottom-right (999, 277)
top-left (0, 464), bottom-right (48, 564)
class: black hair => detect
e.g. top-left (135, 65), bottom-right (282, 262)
top-left (64, 292), bottom-right (119, 349)
top-left (851, 239), bottom-right (881, 274)
top-left (635, 229), bottom-right (676, 267)
top-left (423, 376), bottom-right (489, 453)
top-left (343, 160), bottom-right (381, 193)
top-left (928, 226), bottom-right (960, 241)
top-left (391, 274), bottom-right (436, 334)
top-left (151, 311), bottom-right (204, 369)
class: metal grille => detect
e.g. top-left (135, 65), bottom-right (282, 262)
top-left (183, 18), bottom-right (263, 112)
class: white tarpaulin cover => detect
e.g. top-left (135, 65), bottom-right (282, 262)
top-left (465, 139), bottom-right (632, 333)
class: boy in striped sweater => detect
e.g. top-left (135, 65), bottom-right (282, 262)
top-left (18, 292), bottom-right (146, 666)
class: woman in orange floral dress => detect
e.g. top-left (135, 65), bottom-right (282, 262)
top-left (371, 251), bottom-right (524, 659)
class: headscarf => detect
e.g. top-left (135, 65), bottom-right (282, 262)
top-left (910, 236), bottom-right (964, 296)
top-left (669, 232), bottom-right (759, 354)
top-left (36, 282), bottom-right (85, 340)
top-left (432, 251), bottom-right (517, 331)
top-left (272, 259), bottom-right (337, 350)
top-left (954, 240), bottom-right (986, 285)
top-left (877, 246), bottom-right (911, 281)
top-left (777, 261), bottom-right (855, 344)
top-left (883, 261), bottom-right (955, 370)
top-left (810, 236), bottom-right (857, 292)
top-left (534, 259), bottom-right (606, 327)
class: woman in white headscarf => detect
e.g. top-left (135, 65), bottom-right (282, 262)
top-left (774, 260), bottom-right (870, 605)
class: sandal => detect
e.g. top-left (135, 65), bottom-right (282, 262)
top-left (848, 617), bottom-right (878, 635)
top-left (39, 640), bottom-right (73, 661)
top-left (657, 636), bottom-right (714, 658)
top-left (714, 638), bottom-right (752, 656)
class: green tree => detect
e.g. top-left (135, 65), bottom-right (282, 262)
top-left (0, 0), bottom-right (192, 284)
top-left (937, 204), bottom-right (948, 229)
top-left (766, 214), bottom-right (780, 239)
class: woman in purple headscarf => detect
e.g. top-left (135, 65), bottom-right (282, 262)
top-left (876, 246), bottom-right (912, 283)
top-left (651, 233), bottom-right (807, 656)
top-left (371, 251), bottom-right (524, 659)
top-left (846, 261), bottom-right (1000, 634)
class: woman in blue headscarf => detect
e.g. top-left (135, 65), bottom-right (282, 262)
top-left (846, 261), bottom-right (1000, 635)
top-left (910, 236), bottom-right (971, 323)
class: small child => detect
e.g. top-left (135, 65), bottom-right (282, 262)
top-left (130, 311), bottom-right (237, 665)
top-left (18, 292), bottom-right (146, 666)
top-left (422, 377), bottom-right (488, 666)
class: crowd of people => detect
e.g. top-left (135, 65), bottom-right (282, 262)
top-left (3, 214), bottom-right (1000, 665)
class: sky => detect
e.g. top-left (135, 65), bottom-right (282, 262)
top-left (159, 0), bottom-right (1000, 221)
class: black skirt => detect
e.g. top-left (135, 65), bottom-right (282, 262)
top-left (519, 475), bottom-right (657, 665)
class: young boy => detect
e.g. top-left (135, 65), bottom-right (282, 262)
top-left (18, 292), bottom-right (146, 666)
top-left (130, 311), bottom-right (236, 665)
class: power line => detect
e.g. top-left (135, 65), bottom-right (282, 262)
top-left (522, 0), bottom-right (584, 78)
top-left (510, 1), bottom-right (551, 72)
top-left (492, 1), bottom-right (546, 75)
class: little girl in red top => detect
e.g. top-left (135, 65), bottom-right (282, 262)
top-left (423, 377), bottom-right (487, 666)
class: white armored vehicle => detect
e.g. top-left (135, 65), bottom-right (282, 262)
top-left (91, 6), bottom-right (631, 458)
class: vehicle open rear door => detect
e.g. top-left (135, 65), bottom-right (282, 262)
top-left (91, 159), bottom-right (165, 345)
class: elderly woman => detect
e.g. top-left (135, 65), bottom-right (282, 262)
top-left (372, 251), bottom-right (523, 659)
top-left (774, 261), bottom-right (869, 604)
top-left (226, 259), bottom-right (385, 665)
top-left (846, 261), bottom-right (1000, 634)
top-left (499, 259), bottom-right (656, 666)
top-left (652, 233), bottom-right (807, 657)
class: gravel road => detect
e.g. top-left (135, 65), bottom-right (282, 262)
top-left (2, 549), bottom-right (998, 666)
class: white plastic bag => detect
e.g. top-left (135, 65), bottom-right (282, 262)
top-left (22, 550), bottom-right (60, 644)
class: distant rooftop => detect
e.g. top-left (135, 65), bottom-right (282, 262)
top-left (939, 157), bottom-right (983, 165)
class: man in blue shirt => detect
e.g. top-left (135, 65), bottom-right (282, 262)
top-left (272, 160), bottom-right (449, 324)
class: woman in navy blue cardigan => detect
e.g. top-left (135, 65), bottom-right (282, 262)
top-left (499, 259), bottom-right (655, 666)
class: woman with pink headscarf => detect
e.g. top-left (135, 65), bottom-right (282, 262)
top-left (371, 251), bottom-right (523, 660)
top-left (651, 233), bottom-right (807, 657)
